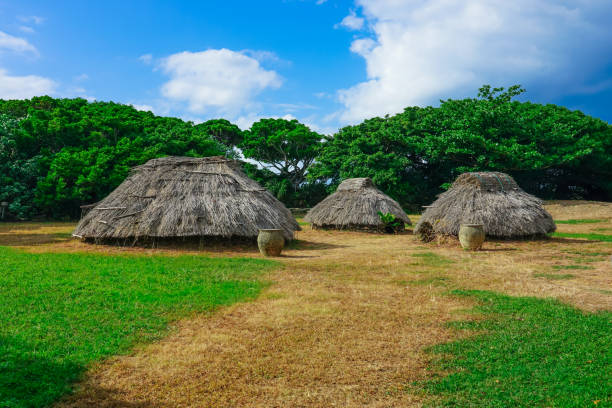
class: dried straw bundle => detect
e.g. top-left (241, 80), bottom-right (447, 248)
top-left (415, 172), bottom-right (556, 239)
top-left (73, 156), bottom-right (300, 243)
top-left (305, 178), bottom-right (411, 231)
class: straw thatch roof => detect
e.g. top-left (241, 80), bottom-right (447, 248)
top-left (73, 156), bottom-right (300, 242)
top-left (414, 172), bottom-right (556, 239)
top-left (304, 178), bottom-right (411, 231)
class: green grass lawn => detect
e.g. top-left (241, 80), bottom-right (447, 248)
top-left (0, 246), bottom-right (277, 408)
top-left (422, 291), bottom-right (612, 407)
top-left (551, 232), bottom-right (612, 242)
top-left (554, 219), bottom-right (605, 224)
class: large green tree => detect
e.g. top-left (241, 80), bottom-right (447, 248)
top-left (241, 118), bottom-right (326, 206)
top-left (1, 88), bottom-right (611, 219)
top-left (195, 119), bottom-right (243, 146)
top-left (310, 86), bottom-right (612, 210)
top-left (0, 97), bottom-right (230, 219)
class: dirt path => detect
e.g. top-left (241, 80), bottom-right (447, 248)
top-left (56, 218), bottom-right (611, 407)
top-left (5, 202), bottom-right (609, 407)
top-left (55, 231), bottom-right (473, 407)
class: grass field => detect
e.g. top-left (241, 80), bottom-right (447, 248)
top-left (551, 232), bottom-right (612, 242)
top-left (422, 291), bottom-right (611, 407)
top-left (0, 201), bottom-right (611, 407)
top-left (0, 247), bottom-right (276, 407)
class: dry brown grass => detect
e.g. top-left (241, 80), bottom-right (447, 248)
top-left (2, 201), bottom-right (610, 407)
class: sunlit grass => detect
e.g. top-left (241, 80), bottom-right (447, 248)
top-left (554, 219), bottom-right (605, 224)
top-left (0, 246), bottom-right (277, 407)
top-left (422, 291), bottom-right (611, 407)
top-left (551, 232), bottom-right (612, 242)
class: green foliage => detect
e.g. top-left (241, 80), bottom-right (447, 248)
top-left (2, 86), bottom-right (612, 219)
top-left (195, 119), bottom-right (243, 146)
top-left (0, 246), bottom-right (276, 407)
top-left (377, 211), bottom-right (403, 233)
top-left (423, 290), bottom-right (611, 407)
top-left (241, 118), bottom-right (324, 195)
top-left (310, 85), bottom-right (612, 210)
top-left (0, 97), bottom-right (230, 219)
top-left (241, 161), bottom-right (327, 208)
top-left (0, 114), bottom-right (39, 219)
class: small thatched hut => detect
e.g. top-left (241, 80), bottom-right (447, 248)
top-left (305, 178), bottom-right (411, 231)
top-left (414, 172), bottom-right (556, 239)
top-left (73, 156), bottom-right (300, 243)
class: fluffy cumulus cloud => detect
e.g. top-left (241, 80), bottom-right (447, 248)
top-left (0, 31), bottom-right (38, 54)
top-left (0, 69), bottom-right (56, 99)
top-left (160, 49), bottom-right (282, 116)
top-left (338, 10), bottom-right (365, 30)
top-left (338, 0), bottom-right (612, 123)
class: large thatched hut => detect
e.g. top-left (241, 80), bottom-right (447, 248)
top-left (73, 156), bottom-right (300, 243)
top-left (305, 178), bottom-right (411, 231)
top-left (414, 172), bottom-right (556, 239)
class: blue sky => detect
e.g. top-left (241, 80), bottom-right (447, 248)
top-left (1, 0), bottom-right (611, 134)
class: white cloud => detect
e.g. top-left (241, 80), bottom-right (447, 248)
top-left (0, 31), bottom-right (38, 55)
top-left (131, 104), bottom-right (154, 112)
top-left (0, 69), bottom-right (56, 99)
top-left (18, 16), bottom-right (45, 25)
top-left (274, 102), bottom-right (317, 112)
top-left (241, 49), bottom-right (279, 63)
top-left (139, 53), bottom-right (153, 64)
top-left (337, 10), bottom-right (365, 30)
top-left (337, 0), bottom-right (612, 124)
top-left (74, 73), bottom-right (89, 81)
top-left (235, 113), bottom-right (296, 131)
top-left (18, 26), bottom-right (35, 34)
top-left (316, 0), bottom-right (328, 4)
top-left (159, 49), bottom-right (282, 116)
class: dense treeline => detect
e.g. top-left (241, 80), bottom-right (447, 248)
top-left (310, 86), bottom-right (612, 211)
top-left (0, 86), bottom-right (610, 220)
top-left (0, 97), bottom-right (237, 219)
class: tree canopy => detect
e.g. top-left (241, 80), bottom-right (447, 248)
top-left (0, 86), bottom-right (610, 220)
top-left (310, 86), bottom-right (612, 211)
top-left (240, 118), bottom-right (327, 207)
top-left (0, 97), bottom-right (227, 219)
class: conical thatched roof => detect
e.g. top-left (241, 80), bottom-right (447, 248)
top-left (73, 156), bottom-right (300, 242)
top-left (304, 178), bottom-right (411, 230)
top-left (414, 172), bottom-right (556, 239)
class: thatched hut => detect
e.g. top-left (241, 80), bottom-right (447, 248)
top-left (73, 156), bottom-right (300, 243)
top-left (414, 172), bottom-right (556, 239)
top-left (304, 178), bottom-right (411, 231)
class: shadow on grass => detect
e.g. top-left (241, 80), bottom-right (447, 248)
top-left (547, 237), bottom-right (606, 244)
top-left (0, 232), bottom-right (72, 246)
top-left (1, 335), bottom-right (155, 407)
top-left (478, 247), bottom-right (519, 252)
top-left (0, 247), bottom-right (273, 407)
top-left (0, 335), bottom-right (83, 408)
top-left (285, 239), bottom-right (349, 251)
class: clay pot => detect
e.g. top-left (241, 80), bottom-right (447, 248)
top-left (257, 229), bottom-right (285, 256)
top-left (459, 224), bottom-right (485, 250)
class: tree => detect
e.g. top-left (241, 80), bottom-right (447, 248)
top-left (0, 114), bottom-right (40, 219)
top-left (310, 85), bottom-right (612, 209)
top-left (0, 98), bottom-right (230, 218)
top-left (195, 119), bottom-right (243, 147)
top-left (241, 118), bottom-right (323, 192)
